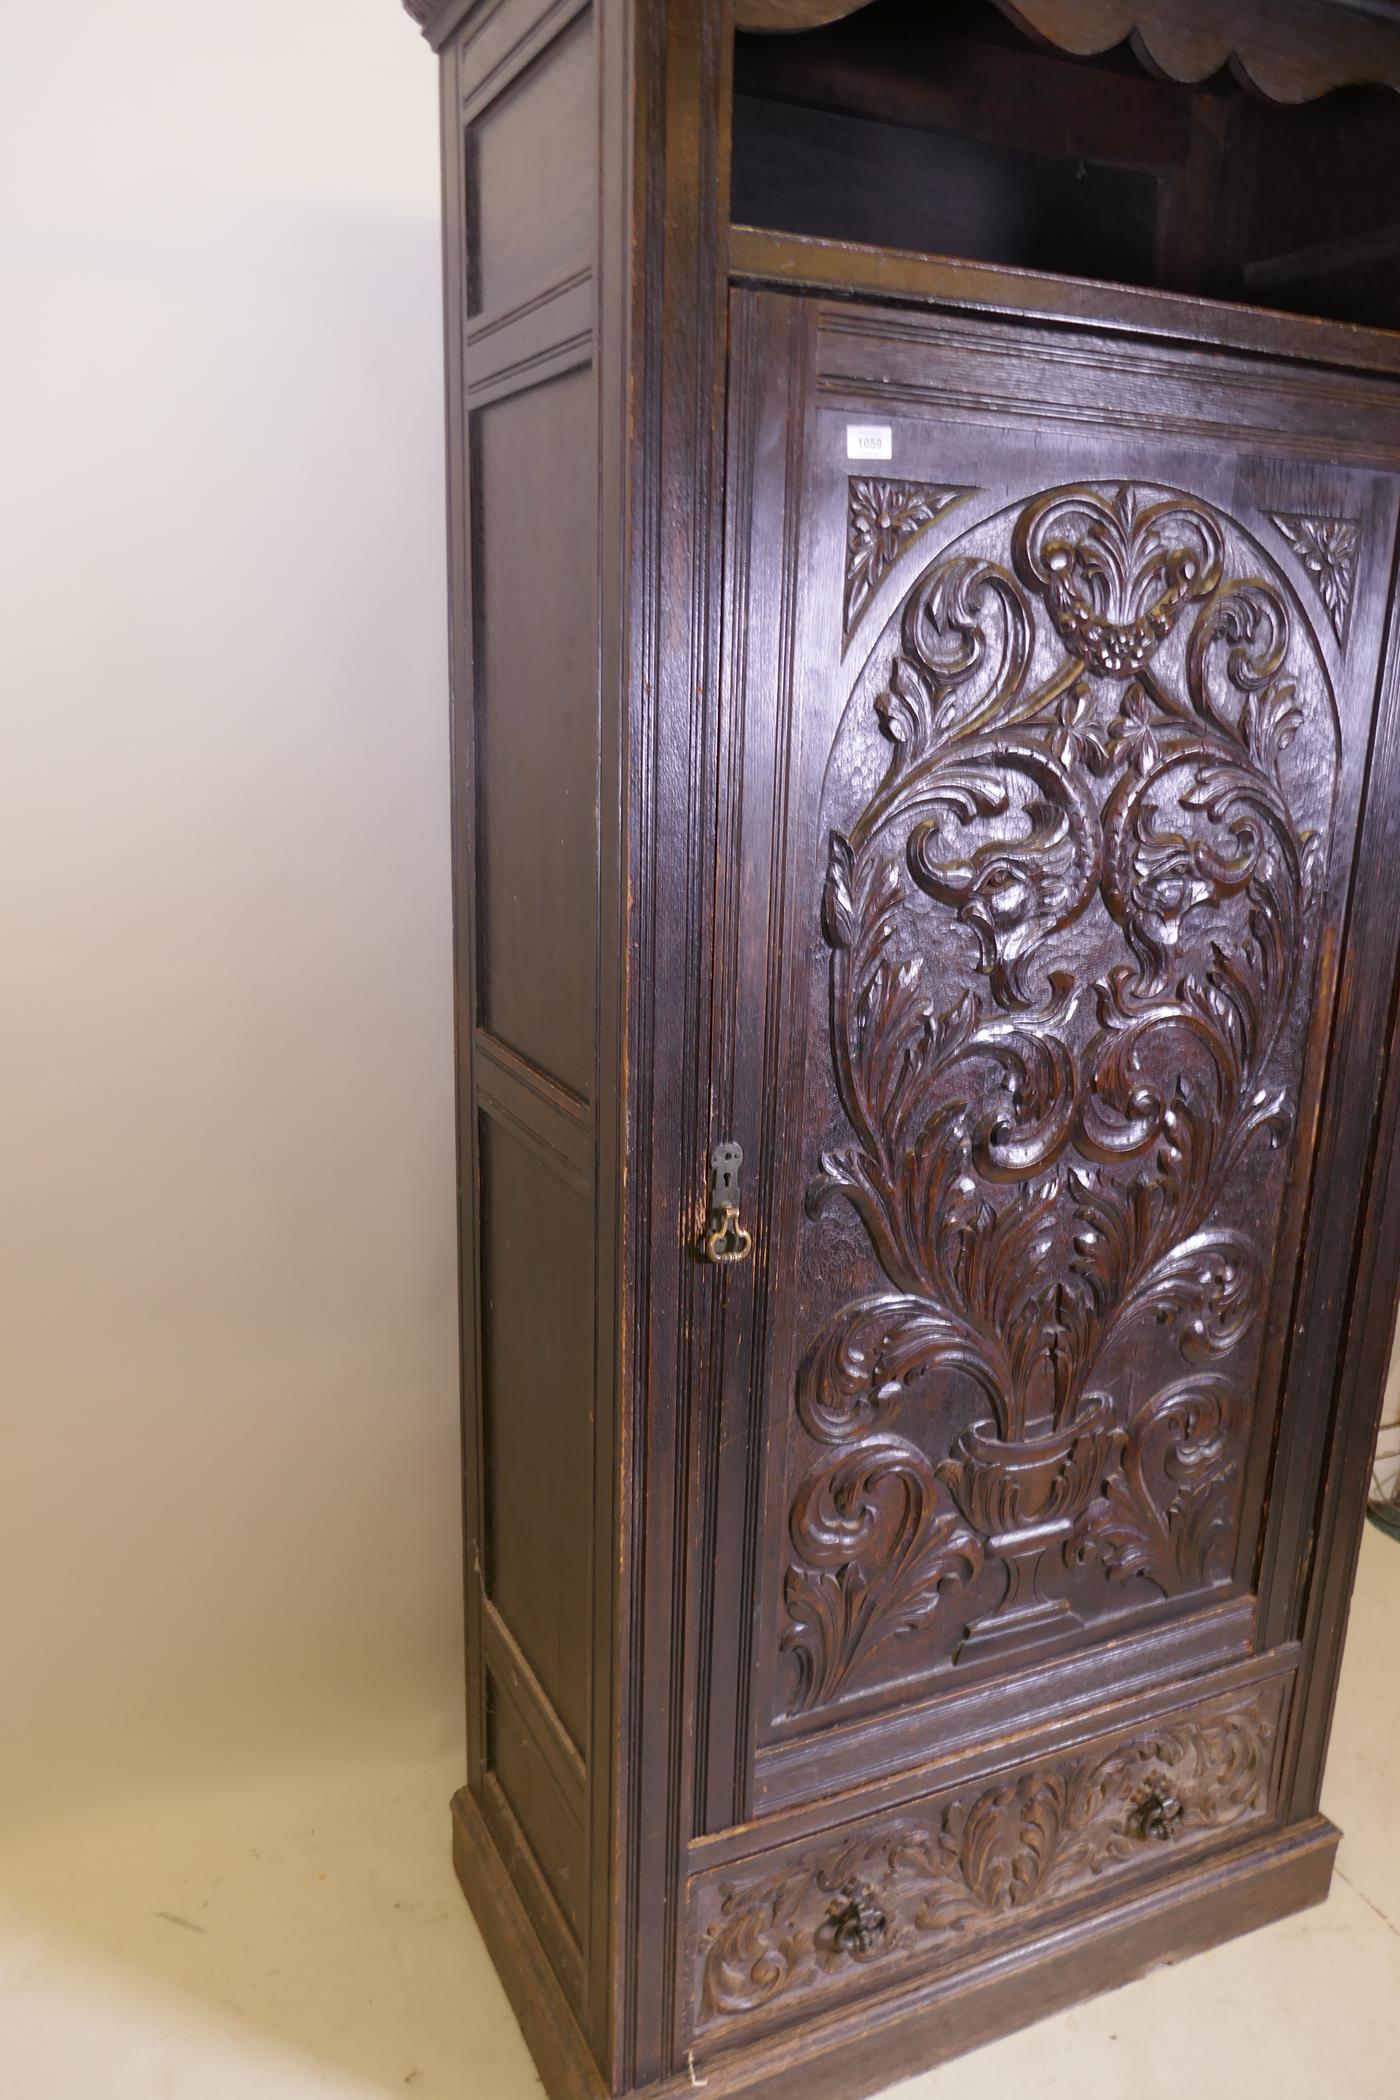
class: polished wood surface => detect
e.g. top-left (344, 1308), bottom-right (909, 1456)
top-left (394, 1), bottom-right (1400, 2095)
top-left (728, 227), bottom-right (1400, 376)
top-left (435, 0), bottom-right (606, 2045)
top-left (714, 283), bottom-right (1396, 1789)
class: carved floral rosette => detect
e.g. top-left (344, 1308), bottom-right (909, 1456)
top-left (781, 482), bottom-right (1340, 1717)
top-left (693, 1679), bottom-right (1283, 2034)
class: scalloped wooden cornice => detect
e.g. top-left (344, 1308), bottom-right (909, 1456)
top-left (399, 0), bottom-right (1400, 100)
top-left (735, 0), bottom-right (1400, 101)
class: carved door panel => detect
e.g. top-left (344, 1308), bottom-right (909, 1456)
top-left (698, 287), bottom-right (1400, 1827)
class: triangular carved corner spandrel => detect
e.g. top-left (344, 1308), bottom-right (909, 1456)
top-left (1268, 511), bottom-right (1361, 649)
top-left (844, 479), bottom-right (977, 641)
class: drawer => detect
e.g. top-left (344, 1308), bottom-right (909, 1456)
top-left (685, 1671), bottom-right (1288, 2047)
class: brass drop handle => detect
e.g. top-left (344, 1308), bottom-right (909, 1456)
top-left (702, 1142), bottom-right (753, 1264)
top-left (1135, 1788), bottom-right (1184, 1842)
top-left (828, 1882), bottom-right (887, 1957)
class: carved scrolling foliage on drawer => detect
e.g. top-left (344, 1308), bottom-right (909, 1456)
top-left (784, 484), bottom-right (1341, 1715)
top-left (696, 1682), bottom-right (1280, 2028)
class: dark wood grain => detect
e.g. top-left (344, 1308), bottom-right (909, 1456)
top-left (472, 365), bottom-right (598, 1095)
top-left (619, 3), bottom-right (735, 2078)
top-left (731, 3), bottom-right (1400, 319)
top-left (734, 6), bottom-right (1193, 169)
top-left (464, 11), bottom-right (595, 315)
top-left (690, 1675), bottom-right (1287, 2039)
top-left (434, 0), bottom-right (607, 2049)
top-left (479, 1117), bottom-right (593, 1749)
top-left (729, 226), bottom-right (1400, 378)
top-left (711, 285), bottom-right (1400, 1827)
top-left (733, 0), bottom-right (1400, 102)
top-left (395, 1), bottom-right (1400, 2095)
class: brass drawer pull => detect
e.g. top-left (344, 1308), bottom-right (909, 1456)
top-left (1135, 1788), bottom-right (1185, 1842)
top-left (703, 1143), bottom-right (753, 1264)
top-left (828, 1882), bottom-right (887, 1957)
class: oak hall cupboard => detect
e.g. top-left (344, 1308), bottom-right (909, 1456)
top-left (393, 3), bottom-right (1400, 2096)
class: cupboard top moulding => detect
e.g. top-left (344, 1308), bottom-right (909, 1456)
top-left (402, 0), bottom-right (1400, 98)
top-left (391, 6), bottom-right (1400, 2100)
top-left (733, 0), bottom-right (1400, 101)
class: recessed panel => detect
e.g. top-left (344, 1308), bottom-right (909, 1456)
top-left (487, 1673), bottom-right (586, 1944)
top-left (466, 10), bottom-right (596, 319)
top-left (479, 1114), bottom-right (592, 1751)
top-left (472, 363), bottom-right (598, 1099)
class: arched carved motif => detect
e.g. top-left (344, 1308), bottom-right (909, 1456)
top-left (735, 1), bottom-right (1400, 103)
top-left (780, 482), bottom-right (1340, 1715)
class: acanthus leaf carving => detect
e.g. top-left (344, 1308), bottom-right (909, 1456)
top-left (697, 1682), bottom-right (1281, 2028)
top-left (782, 481), bottom-right (1336, 1714)
top-left (782, 1435), bottom-right (984, 1714)
top-left (1268, 511), bottom-right (1361, 648)
top-left (1067, 1374), bottom-right (1242, 1593)
top-left (844, 478), bottom-right (975, 639)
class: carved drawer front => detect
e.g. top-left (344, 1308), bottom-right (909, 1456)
top-left (687, 1674), bottom-right (1286, 2045)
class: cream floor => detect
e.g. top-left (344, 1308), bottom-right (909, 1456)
top-left (3, 1529), bottom-right (1397, 2100)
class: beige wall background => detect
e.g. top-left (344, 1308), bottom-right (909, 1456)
top-left (0, 0), bottom-right (461, 1831)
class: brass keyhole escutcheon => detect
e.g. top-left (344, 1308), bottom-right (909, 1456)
top-left (702, 1142), bottom-right (753, 1264)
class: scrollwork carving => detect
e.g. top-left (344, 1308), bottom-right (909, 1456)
top-left (696, 1682), bottom-right (1280, 2028)
top-left (782, 481), bottom-right (1335, 1714)
top-left (784, 1437), bottom-right (984, 1713)
top-left (1013, 485), bottom-right (1223, 678)
top-left (1068, 1374), bottom-right (1243, 1594)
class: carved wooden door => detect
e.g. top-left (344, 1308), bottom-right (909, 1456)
top-left (697, 286), bottom-right (1400, 1830)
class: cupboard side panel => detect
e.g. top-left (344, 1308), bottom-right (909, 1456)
top-left (444, 0), bottom-right (602, 2029)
